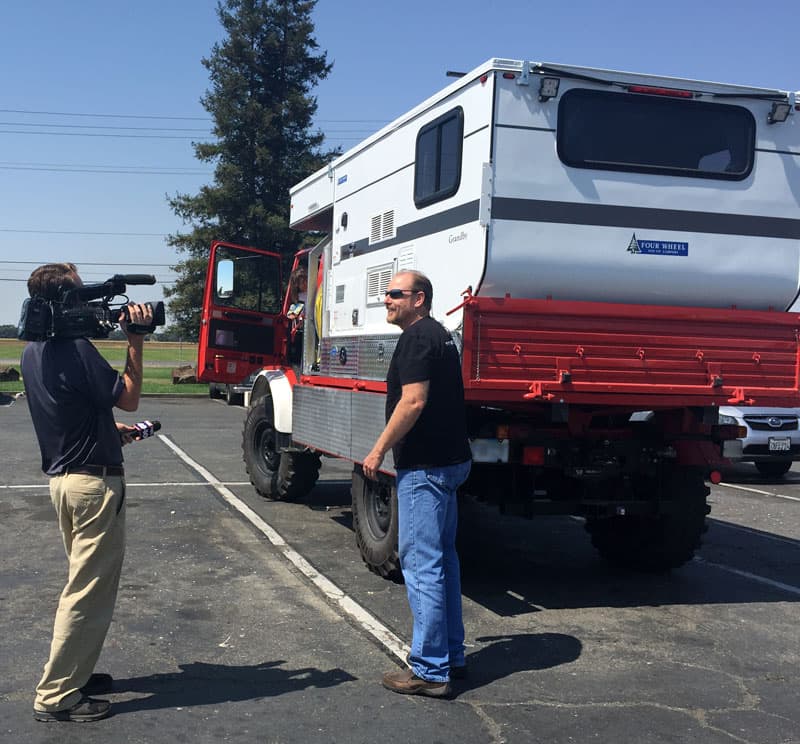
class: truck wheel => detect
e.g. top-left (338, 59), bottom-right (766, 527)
top-left (242, 395), bottom-right (321, 501)
top-left (351, 467), bottom-right (402, 582)
top-left (755, 460), bottom-right (792, 477)
top-left (225, 385), bottom-right (244, 406)
top-left (585, 469), bottom-right (710, 572)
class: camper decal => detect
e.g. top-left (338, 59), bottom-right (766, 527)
top-left (627, 233), bottom-right (688, 257)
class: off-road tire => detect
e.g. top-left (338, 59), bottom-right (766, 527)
top-left (351, 467), bottom-right (403, 582)
top-left (585, 468), bottom-right (711, 572)
top-left (225, 385), bottom-right (243, 406)
top-left (755, 460), bottom-right (792, 478)
top-left (242, 395), bottom-right (321, 501)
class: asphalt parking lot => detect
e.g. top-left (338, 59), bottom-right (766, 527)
top-left (1, 396), bottom-right (799, 744)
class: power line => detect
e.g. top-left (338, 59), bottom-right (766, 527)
top-left (0, 165), bottom-right (212, 175)
top-left (1, 160), bottom-right (207, 170)
top-left (0, 277), bottom-right (178, 284)
top-left (0, 129), bottom-right (200, 140)
top-left (0, 108), bottom-right (211, 121)
top-left (0, 107), bottom-right (389, 124)
top-left (0, 260), bottom-right (177, 266)
top-left (0, 120), bottom-right (211, 133)
top-left (0, 228), bottom-right (169, 237)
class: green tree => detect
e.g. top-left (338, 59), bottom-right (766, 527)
top-left (166, 0), bottom-right (335, 340)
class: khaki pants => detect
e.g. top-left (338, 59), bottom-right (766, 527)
top-left (34, 472), bottom-right (126, 711)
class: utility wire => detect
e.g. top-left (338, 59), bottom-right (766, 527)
top-left (0, 120), bottom-right (211, 132)
top-left (0, 260), bottom-right (177, 266)
top-left (0, 165), bottom-right (212, 175)
top-left (0, 130), bottom-right (200, 140)
top-left (0, 107), bottom-right (389, 124)
top-left (0, 108), bottom-right (211, 121)
top-left (0, 228), bottom-right (169, 237)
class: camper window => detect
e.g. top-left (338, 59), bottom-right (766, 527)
top-left (557, 89), bottom-right (755, 181)
top-left (414, 107), bottom-right (464, 207)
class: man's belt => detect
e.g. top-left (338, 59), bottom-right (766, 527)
top-left (63, 464), bottom-right (125, 477)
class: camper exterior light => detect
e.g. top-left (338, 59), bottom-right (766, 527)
top-left (768, 101), bottom-right (791, 124)
top-left (539, 76), bottom-right (560, 101)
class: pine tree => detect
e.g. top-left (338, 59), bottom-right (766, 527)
top-left (165, 0), bottom-right (334, 339)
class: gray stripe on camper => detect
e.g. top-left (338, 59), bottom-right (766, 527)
top-left (339, 197), bottom-right (799, 261)
top-left (492, 198), bottom-right (800, 240)
top-left (339, 200), bottom-right (481, 259)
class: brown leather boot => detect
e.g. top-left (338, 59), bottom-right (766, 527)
top-left (382, 669), bottom-right (451, 698)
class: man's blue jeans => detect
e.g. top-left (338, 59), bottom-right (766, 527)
top-left (396, 459), bottom-right (471, 683)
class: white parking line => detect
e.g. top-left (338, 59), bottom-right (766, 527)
top-left (156, 434), bottom-right (410, 664)
top-left (710, 520), bottom-right (799, 547)
top-left (694, 557), bottom-right (800, 597)
top-left (717, 482), bottom-right (800, 503)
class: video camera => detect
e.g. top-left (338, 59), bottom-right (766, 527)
top-left (17, 274), bottom-right (166, 341)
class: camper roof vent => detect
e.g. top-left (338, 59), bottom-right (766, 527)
top-left (369, 210), bottom-right (396, 244)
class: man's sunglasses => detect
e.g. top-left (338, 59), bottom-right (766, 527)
top-left (384, 288), bottom-right (419, 299)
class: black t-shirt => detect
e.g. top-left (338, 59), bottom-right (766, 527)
top-left (386, 316), bottom-right (471, 469)
top-left (21, 337), bottom-right (125, 475)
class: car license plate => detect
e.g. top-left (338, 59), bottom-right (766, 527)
top-left (768, 437), bottom-right (791, 452)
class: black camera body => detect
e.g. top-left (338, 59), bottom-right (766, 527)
top-left (18, 274), bottom-right (166, 341)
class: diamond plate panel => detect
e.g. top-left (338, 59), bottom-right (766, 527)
top-left (292, 385), bottom-right (351, 458)
top-left (318, 334), bottom-right (397, 380)
top-left (352, 390), bottom-right (394, 473)
top-left (291, 384), bottom-right (395, 474)
top-left (358, 335), bottom-right (397, 379)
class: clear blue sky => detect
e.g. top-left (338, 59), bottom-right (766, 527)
top-left (1, 0), bottom-right (797, 325)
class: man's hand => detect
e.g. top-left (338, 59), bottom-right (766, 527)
top-left (116, 422), bottom-right (137, 446)
top-left (119, 302), bottom-right (154, 337)
top-left (363, 447), bottom-right (385, 480)
top-left (363, 380), bottom-right (428, 480)
top-left (116, 303), bottom-right (152, 412)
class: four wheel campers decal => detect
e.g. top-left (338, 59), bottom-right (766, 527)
top-left (627, 233), bottom-right (688, 256)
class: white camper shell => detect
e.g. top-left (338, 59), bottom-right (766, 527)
top-left (290, 58), bottom-right (799, 344)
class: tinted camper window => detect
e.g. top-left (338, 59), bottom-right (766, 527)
top-left (414, 107), bottom-right (464, 207)
top-left (557, 89), bottom-right (755, 180)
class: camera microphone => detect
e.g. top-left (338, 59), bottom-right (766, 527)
top-left (113, 274), bottom-right (157, 286)
top-left (130, 420), bottom-right (161, 440)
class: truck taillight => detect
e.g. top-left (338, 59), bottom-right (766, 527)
top-left (627, 84), bottom-right (693, 98)
top-left (522, 446), bottom-right (545, 466)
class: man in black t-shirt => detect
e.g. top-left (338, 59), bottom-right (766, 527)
top-left (364, 270), bottom-right (471, 699)
top-left (21, 262), bottom-right (152, 723)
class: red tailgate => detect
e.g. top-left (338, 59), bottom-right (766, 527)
top-left (461, 297), bottom-right (800, 410)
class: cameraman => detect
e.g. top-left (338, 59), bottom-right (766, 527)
top-left (21, 262), bottom-right (153, 723)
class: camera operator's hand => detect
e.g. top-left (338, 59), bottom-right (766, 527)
top-left (116, 422), bottom-right (137, 446)
top-left (116, 303), bottom-right (152, 412)
top-left (119, 302), bottom-right (154, 338)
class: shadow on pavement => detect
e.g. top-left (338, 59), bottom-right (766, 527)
top-left (454, 633), bottom-right (582, 694)
top-left (111, 660), bottom-right (356, 714)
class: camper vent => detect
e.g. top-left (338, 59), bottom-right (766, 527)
top-left (369, 210), bottom-right (396, 244)
top-left (366, 263), bottom-right (394, 305)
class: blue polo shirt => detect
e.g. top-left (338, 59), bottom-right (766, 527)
top-left (21, 337), bottom-right (125, 475)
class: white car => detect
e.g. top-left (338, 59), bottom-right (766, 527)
top-left (718, 406), bottom-right (800, 477)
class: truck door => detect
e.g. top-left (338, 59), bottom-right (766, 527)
top-left (198, 241), bottom-right (285, 384)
